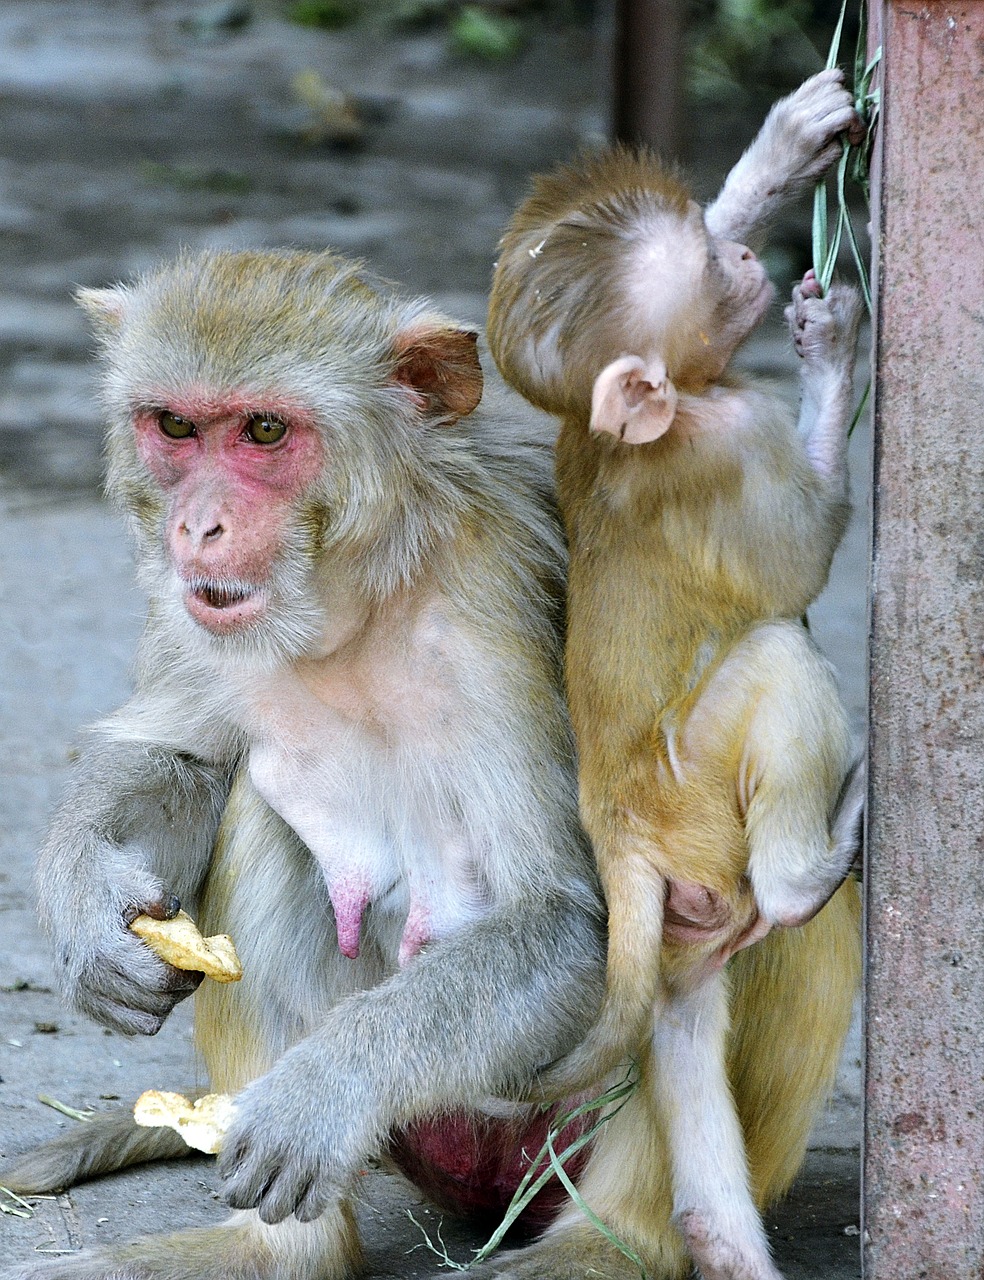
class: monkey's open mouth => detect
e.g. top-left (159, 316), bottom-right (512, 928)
top-left (183, 578), bottom-right (265, 633)
top-left (194, 582), bottom-right (252, 610)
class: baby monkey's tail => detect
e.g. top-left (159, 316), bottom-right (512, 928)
top-left (531, 841), bottom-right (667, 1098)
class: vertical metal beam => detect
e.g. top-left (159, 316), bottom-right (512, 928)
top-left (612, 0), bottom-right (683, 154)
top-left (864, 2), bottom-right (984, 1276)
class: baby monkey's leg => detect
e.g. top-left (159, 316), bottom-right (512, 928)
top-left (653, 973), bottom-right (784, 1280)
top-left (681, 621), bottom-right (861, 940)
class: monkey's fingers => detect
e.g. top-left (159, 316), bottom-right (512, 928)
top-left (130, 909), bottom-right (243, 982)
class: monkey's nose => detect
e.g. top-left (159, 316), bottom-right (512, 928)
top-left (178, 519), bottom-right (224, 545)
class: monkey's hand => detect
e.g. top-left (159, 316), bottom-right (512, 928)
top-left (219, 1040), bottom-right (373, 1225)
top-left (705, 69), bottom-right (864, 246)
top-left (786, 272), bottom-right (864, 486)
top-left (48, 877), bottom-right (204, 1037)
top-left (36, 732), bottom-right (233, 1035)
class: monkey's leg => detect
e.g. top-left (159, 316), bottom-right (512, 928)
top-left (653, 974), bottom-right (783, 1280)
top-left (680, 620), bottom-right (858, 932)
top-left (454, 882), bottom-right (859, 1280)
top-left (736, 628), bottom-right (859, 929)
top-left (1, 1207), bottom-right (360, 1280)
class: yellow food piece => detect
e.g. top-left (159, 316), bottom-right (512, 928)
top-left (133, 1089), bottom-right (235, 1155)
top-left (130, 909), bottom-right (242, 982)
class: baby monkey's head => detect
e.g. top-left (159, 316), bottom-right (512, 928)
top-left (488, 148), bottom-right (774, 443)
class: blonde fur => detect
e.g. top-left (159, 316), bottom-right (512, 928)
top-left (488, 115), bottom-right (862, 1280)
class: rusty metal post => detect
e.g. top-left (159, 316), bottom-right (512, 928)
top-left (612, 0), bottom-right (683, 154)
top-left (864, 2), bottom-right (984, 1276)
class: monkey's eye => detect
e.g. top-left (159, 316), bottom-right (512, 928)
top-left (158, 411), bottom-right (196, 439)
top-left (244, 415), bottom-right (288, 445)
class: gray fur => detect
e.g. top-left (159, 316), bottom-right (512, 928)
top-left (5, 249), bottom-right (605, 1277)
top-left (38, 735), bottom-right (232, 1034)
top-left (3, 1109), bottom-right (191, 1196)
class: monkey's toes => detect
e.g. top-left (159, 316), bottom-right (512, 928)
top-left (798, 269), bottom-right (823, 299)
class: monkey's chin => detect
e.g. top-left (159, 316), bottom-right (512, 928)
top-left (183, 587), bottom-right (267, 636)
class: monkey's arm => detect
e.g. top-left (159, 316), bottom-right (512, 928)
top-left (218, 893), bottom-right (605, 1225)
top-left (38, 685), bottom-right (241, 1036)
top-left (787, 273), bottom-right (863, 490)
top-left (705, 69), bottom-right (863, 248)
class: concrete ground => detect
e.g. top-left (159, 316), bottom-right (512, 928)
top-left (0, 4), bottom-right (867, 1275)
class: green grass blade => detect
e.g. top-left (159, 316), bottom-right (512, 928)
top-left (813, 182), bottom-right (830, 284)
top-left (848, 379), bottom-right (872, 438)
top-left (545, 1131), bottom-right (648, 1277)
top-left (407, 1069), bottom-right (642, 1271)
top-left (826, 0), bottom-right (849, 69)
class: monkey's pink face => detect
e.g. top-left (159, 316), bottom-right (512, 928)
top-left (133, 395), bottom-right (324, 635)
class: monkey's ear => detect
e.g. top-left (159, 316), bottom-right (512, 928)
top-left (75, 286), bottom-right (129, 339)
top-left (391, 325), bottom-right (484, 423)
top-left (590, 355), bottom-right (679, 445)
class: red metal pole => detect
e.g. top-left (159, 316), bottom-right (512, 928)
top-left (864, 2), bottom-right (984, 1275)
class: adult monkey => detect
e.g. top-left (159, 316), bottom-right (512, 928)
top-left (3, 75), bottom-right (859, 1280)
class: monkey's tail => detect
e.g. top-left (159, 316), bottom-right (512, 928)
top-left (534, 845), bottom-right (666, 1097)
top-left (2, 1105), bottom-right (193, 1195)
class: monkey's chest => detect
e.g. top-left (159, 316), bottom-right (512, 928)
top-left (242, 671), bottom-right (488, 968)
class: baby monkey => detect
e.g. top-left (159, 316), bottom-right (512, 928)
top-left (488, 72), bottom-right (864, 1280)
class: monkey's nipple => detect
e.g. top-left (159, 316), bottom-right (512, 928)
top-left (329, 881), bottom-right (371, 960)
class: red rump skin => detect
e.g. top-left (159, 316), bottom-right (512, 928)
top-left (388, 1103), bottom-right (593, 1231)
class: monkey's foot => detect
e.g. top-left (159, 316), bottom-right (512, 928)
top-left (676, 1209), bottom-right (785, 1280)
top-left (434, 1224), bottom-right (690, 1280)
top-left (786, 275), bottom-right (863, 368)
top-left (0, 1213), bottom-right (358, 1280)
top-left (748, 757), bottom-right (865, 933)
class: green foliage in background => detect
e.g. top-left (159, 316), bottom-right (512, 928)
top-left (687, 0), bottom-right (862, 104)
top-left (282, 0), bottom-right (592, 57)
top-left (450, 6), bottom-right (525, 58)
top-left (286, 0), bottom-right (361, 29)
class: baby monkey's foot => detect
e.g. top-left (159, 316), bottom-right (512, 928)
top-left (676, 1208), bottom-right (784, 1280)
top-left (786, 273), bottom-right (863, 367)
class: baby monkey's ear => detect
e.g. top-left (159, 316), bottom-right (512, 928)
top-left (590, 355), bottom-right (678, 445)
